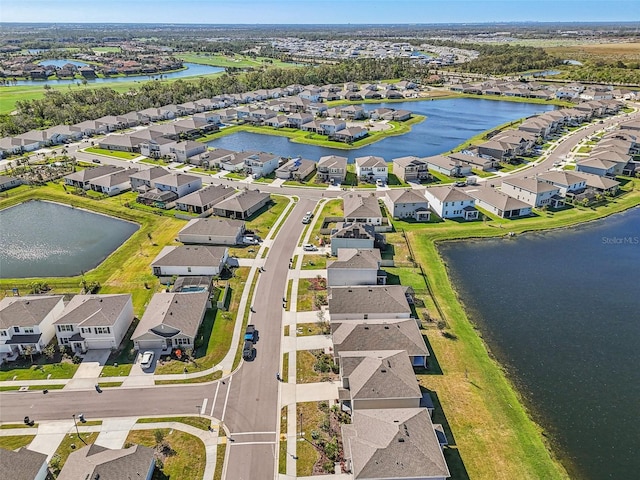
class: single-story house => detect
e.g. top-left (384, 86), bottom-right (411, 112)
top-left (331, 319), bottom-right (430, 368)
top-left (151, 245), bottom-right (229, 281)
top-left (327, 248), bottom-right (383, 287)
top-left (0, 447), bottom-right (48, 480)
top-left (53, 294), bottom-right (134, 354)
top-left (136, 189), bottom-right (179, 209)
top-left (275, 158), bottom-right (317, 181)
top-left (384, 189), bottom-right (430, 221)
top-left (328, 285), bottom-right (412, 321)
top-left (424, 186), bottom-right (479, 220)
top-left (64, 165), bottom-right (124, 190)
top-left (178, 217), bottom-right (245, 245)
top-left (334, 127), bottom-right (368, 143)
top-left (501, 177), bottom-right (564, 208)
top-left (175, 184), bottom-right (236, 215)
top-left (0, 295), bottom-right (65, 363)
top-left (87, 167), bottom-right (136, 196)
top-left (572, 171), bottom-right (620, 194)
top-left (338, 350), bottom-right (422, 412)
top-left (342, 408), bottom-right (450, 480)
top-left (575, 158), bottom-right (617, 177)
top-left (57, 444), bottom-right (155, 480)
top-left (466, 186), bottom-right (532, 218)
top-left (448, 152), bottom-right (498, 171)
top-left (0, 175), bottom-right (22, 192)
top-left (343, 194), bottom-right (383, 226)
top-left (212, 189), bottom-right (271, 220)
top-left (131, 291), bottom-right (209, 352)
top-left (317, 155), bottom-right (348, 184)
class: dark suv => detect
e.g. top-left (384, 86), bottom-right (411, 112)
top-left (242, 340), bottom-right (256, 361)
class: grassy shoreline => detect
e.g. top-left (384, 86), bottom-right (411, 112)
top-left (400, 181), bottom-right (639, 479)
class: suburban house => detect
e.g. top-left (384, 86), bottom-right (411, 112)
top-left (537, 171), bottom-right (587, 195)
top-left (57, 444), bottom-right (155, 480)
top-left (448, 152), bottom-right (498, 171)
top-left (243, 152), bottom-right (280, 178)
top-left (175, 184), bottom-right (236, 215)
top-left (327, 248), bottom-right (384, 287)
top-left (423, 155), bottom-right (472, 177)
top-left (501, 177), bottom-right (564, 208)
top-left (334, 126), bottom-right (368, 143)
top-left (317, 155), bottom-right (348, 184)
top-left (178, 218), bottom-right (245, 245)
top-left (53, 294), bottom-right (134, 354)
top-left (331, 319), bottom-right (429, 368)
top-left (355, 156), bottom-right (388, 183)
top-left (319, 118), bottom-right (347, 136)
top-left (275, 157), bottom-right (317, 181)
top-left (129, 166), bottom-right (168, 192)
top-left (0, 447), bottom-right (48, 480)
top-left (132, 291), bottom-right (209, 352)
top-left (64, 165), bottom-right (124, 190)
top-left (152, 172), bottom-right (202, 198)
top-left (328, 285), bottom-right (412, 321)
top-left (330, 223), bottom-right (377, 256)
top-left (465, 186), bottom-right (531, 218)
top-left (572, 171), bottom-right (620, 194)
top-left (575, 158), bottom-right (617, 177)
top-left (383, 189), bottom-right (430, 221)
top-left (0, 295), bottom-right (65, 363)
top-left (466, 186), bottom-right (533, 218)
top-left (424, 186), bottom-right (479, 220)
top-left (338, 350), bottom-right (422, 412)
top-left (0, 175), bottom-right (22, 192)
top-left (87, 167), bottom-right (136, 196)
top-left (392, 156), bottom-right (430, 182)
top-left (342, 408), bottom-right (450, 480)
top-left (151, 245), bottom-right (229, 281)
top-left (343, 194), bottom-right (384, 226)
top-left (212, 189), bottom-right (271, 219)
top-left (477, 140), bottom-right (516, 162)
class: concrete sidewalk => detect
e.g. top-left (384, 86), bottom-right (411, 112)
top-left (295, 382), bottom-right (340, 403)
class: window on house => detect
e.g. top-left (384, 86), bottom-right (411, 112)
top-left (57, 325), bottom-right (73, 332)
top-left (14, 327), bottom-right (20, 333)
top-left (24, 328), bottom-right (34, 334)
top-left (81, 327), bottom-right (91, 334)
top-left (187, 267), bottom-right (192, 273)
top-left (61, 337), bottom-right (69, 345)
top-left (1, 331), bottom-right (7, 337)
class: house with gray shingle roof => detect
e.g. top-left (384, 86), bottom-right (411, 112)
top-left (384, 189), bottom-right (430, 221)
top-left (501, 177), bottom-right (564, 208)
top-left (317, 155), bottom-right (347, 184)
top-left (276, 157), bottom-right (317, 181)
top-left (53, 294), bottom-right (134, 354)
top-left (572, 171), bottom-right (620, 194)
top-left (0, 447), bottom-right (48, 480)
top-left (338, 350), bottom-right (422, 412)
top-left (57, 443), bottom-right (155, 480)
top-left (537, 171), bottom-right (587, 195)
top-left (178, 217), bottom-right (245, 245)
top-left (175, 184), bottom-right (236, 215)
top-left (342, 408), bottom-right (450, 480)
top-left (424, 186), bottom-right (479, 220)
top-left (328, 285), bottom-right (411, 321)
top-left (575, 157), bottom-right (617, 177)
top-left (87, 167), bottom-right (137, 196)
top-left (0, 174), bottom-right (22, 192)
top-left (392, 156), bottom-right (430, 182)
top-left (330, 222), bottom-right (378, 255)
top-left (0, 295), bottom-right (65, 363)
top-left (151, 245), bottom-right (228, 280)
top-left (64, 165), bottom-right (125, 190)
top-left (466, 186), bottom-right (532, 218)
top-left (332, 319), bottom-right (429, 367)
top-left (355, 156), bottom-right (388, 182)
top-left (212, 189), bottom-right (271, 220)
top-left (132, 291), bottom-right (209, 351)
top-left (327, 248), bottom-right (383, 286)
top-left (129, 166), bottom-right (168, 192)
top-left (344, 194), bottom-right (384, 225)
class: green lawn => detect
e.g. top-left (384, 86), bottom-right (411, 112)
top-left (0, 384), bottom-right (65, 391)
top-left (296, 278), bottom-right (327, 312)
top-left (0, 435), bottom-right (35, 450)
top-left (308, 199), bottom-right (343, 242)
top-left (83, 147), bottom-right (140, 159)
top-left (50, 432), bottom-right (99, 476)
top-left (155, 371), bottom-right (223, 385)
top-left (126, 429), bottom-right (206, 480)
top-left (0, 362), bottom-right (78, 381)
top-left (214, 443), bottom-right (226, 480)
top-left (296, 402), bottom-right (325, 476)
top-left (245, 195), bottom-right (289, 240)
top-left (295, 322), bottom-right (330, 337)
top-left (137, 416), bottom-right (211, 431)
top-left (301, 254), bottom-right (327, 270)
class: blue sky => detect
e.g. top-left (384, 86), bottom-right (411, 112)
top-left (2, 0), bottom-right (638, 24)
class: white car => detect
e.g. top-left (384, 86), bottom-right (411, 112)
top-left (140, 351), bottom-right (154, 369)
top-left (303, 244), bottom-right (318, 251)
top-left (301, 215), bottom-right (311, 224)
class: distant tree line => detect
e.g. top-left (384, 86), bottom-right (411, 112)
top-left (454, 44), bottom-right (563, 75)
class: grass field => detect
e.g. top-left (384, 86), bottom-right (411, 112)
top-left (137, 416), bottom-right (211, 431)
top-left (0, 361), bottom-right (79, 381)
top-left (546, 42), bottom-right (640, 62)
top-left (0, 435), bottom-right (35, 450)
top-left (391, 178), bottom-right (640, 480)
top-left (84, 147), bottom-right (140, 159)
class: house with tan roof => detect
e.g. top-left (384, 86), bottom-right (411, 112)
top-left (392, 156), bottom-right (430, 182)
top-left (423, 155), bottom-right (472, 177)
top-left (328, 285), bottom-right (412, 321)
top-left (344, 194), bottom-right (383, 225)
top-left (151, 245), bottom-right (228, 280)
top-left (317, 155), bottom-right (347, 184)
top-left (132, 291), bottom-right (209, 351)
top-left (178, 217), bottom-right (245, 246)
top-left (537, 171), bottom-right (587, 195)
top-left (355, 156), bottom-right (388, 182)
top-left (327, 248), bottom-right (383, 287)
top-left (57, 444), bottom-right (155, 480)
top-left (424, 186), bottom-right (478, 220)
top-left (501, 177), bottom-right (564, 208)
top-left (53, 294), bottom-right (134, 354)
top-left (572, 171), bottom-right (620, 194)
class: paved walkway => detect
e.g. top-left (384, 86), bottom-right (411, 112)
top-left (63, 349), bottom-right (110, 391)
top-left (95, 417), bottom-right (138, 448)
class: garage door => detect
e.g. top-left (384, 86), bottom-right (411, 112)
top-left (86, 339), bottom-right (114, 350)
top-left (137, 339), bottom-right (165, 350)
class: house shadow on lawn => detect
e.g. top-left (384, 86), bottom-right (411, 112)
top-left (443, 446), bottom-right (471, 480)
top-left (413, 334), bottom-right (443, 375)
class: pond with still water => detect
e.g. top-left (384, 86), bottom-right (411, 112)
top-left (439, 207), bottom-right (640, 479)
top-left (206, 98), bottom-right (556, 161)
top-left (0, 201), bottom-right (139, 278)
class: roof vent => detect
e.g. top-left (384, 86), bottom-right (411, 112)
top-left (398, 438), bottom-right (405, 443)
top-left (380, 369), bottom-right (387, 373)
top-left (363, 326), bottom-right (369, 330)
top-left (384, 325), bottom-right (389, 329)
top-left (99, 299), bottom-right (103, 302)
top-left (169, 312), bottom-right (173, 315)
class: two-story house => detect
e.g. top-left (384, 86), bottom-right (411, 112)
top-left (424, 186), bottom-right (479, 220)
top-left (243, 152), bottom-right (280, 179)
top-left (153, 173), bottom-right (202, 198)
top-left (383, 189), bottom-right (430, 221)
top-left (317, 155), bottom-right (348, 184)
top-left (327, 248), bottom-right (384, 287)
top-left (355, 156), bottom-right (388, 183)
top-left (392, 156), bottom-right (430, 182)
top-left (501, 177), bottom-right (564, 208)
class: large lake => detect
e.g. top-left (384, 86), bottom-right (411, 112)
top-left (206, 98), bottom-right (556, 161)
top-left (439, 207), bottom-right (640, 479)
top-left (7, 62), bottom-right (224, 86)
top-left (0, 201), bottom-right (139, 278)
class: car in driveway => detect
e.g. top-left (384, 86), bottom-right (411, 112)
top-left (140, 351), bottom-right (154, 369)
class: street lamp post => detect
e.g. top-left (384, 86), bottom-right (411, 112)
top-left (72, 414), bottom-right (86, 444)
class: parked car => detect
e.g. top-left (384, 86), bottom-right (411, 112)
top-left (140, 351), bottom-right (154, 369)
top-left (306, 211), bottom-right (314, 218)
top-left (92, 158), bottom-right (101, 164)
top-left (303, 243), bottom-right (318, 251)
top-left (302, 215), bottom-right (311, 224)
top-left (244, 324), bottom-right (259, 343)
top-left (242, 340), bottom-right (256, 361)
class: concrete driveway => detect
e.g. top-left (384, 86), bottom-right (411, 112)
top-left (63, 350), bottom-right (111, 390)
